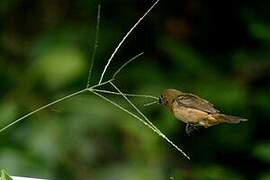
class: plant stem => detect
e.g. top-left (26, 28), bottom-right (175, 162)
top-left (112, 52), bottom-right (144, 79)
top-left (0, 79), bottom-right (113, 133)
top-left (0, 89), bottom-right (87, 133)
top-left (143, 101), bottom-right (158, 106)
top-left (86, 4), bottom-right (101, 88)
top-left (91, 89), bottom-right (158, 100)
top-left (98, 0), bottom-right (160, 84)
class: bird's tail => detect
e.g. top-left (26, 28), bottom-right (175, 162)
top-left (212, 113), bottom-right (248, 124)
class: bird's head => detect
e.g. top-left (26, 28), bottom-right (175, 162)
top-left (159, 89), bottom-right (183, 110)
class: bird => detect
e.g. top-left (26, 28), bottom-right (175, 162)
top-left (159, 89), bottom-right (247, 135)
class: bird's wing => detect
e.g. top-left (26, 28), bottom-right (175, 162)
top-left (175, 93), bottom-right (220, 113)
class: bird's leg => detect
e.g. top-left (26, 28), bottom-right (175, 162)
top-left (185, 123), bottom-right (200, 135)
top-left (185, 123), bottom-right (193, 136)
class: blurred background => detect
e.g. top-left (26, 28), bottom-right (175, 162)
top-left (0, 0), bottom-right (270, 179)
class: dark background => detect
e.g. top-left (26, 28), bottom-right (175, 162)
top-left (0, 0), bottom-right (270, 179)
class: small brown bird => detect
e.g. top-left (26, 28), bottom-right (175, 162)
top-left (159, 89), bottom-right (247, 134)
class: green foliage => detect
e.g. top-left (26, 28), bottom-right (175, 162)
top-left (0, 170), bottom-right (12, 180)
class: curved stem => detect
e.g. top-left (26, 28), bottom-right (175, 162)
top-left (98, 0), bottom-right (160, 84)
top-left (112, 52), bottom-right (144, 79)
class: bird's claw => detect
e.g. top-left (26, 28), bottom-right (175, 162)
top-left (185, 123), bottom-right (200, 135)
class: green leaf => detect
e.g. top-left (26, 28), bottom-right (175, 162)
top-left (0, 169), bottom-right (13, 180)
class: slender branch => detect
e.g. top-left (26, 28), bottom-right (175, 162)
top-left (91, 89), bottom-right (158, 100)
top-left (112, 52), bottom-right (144, 79)
top-left (109, 82), bottom-right (190, 159)
top-left (86, 4), bottom-right (101, 88)
top-left (98, 0), bottom-right (160, 84)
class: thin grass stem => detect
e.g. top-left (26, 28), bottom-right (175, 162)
top-left (143, 101), bottom-right (158, 107)
top-left (91, 89), bottom-right (158, 100)
top-left (86, 4), bottom-right (101, 88)
top-left (98, 0), bottom-right (160, 84)
top-left (112, 52), bottom-right (144, 79)
top-left (110, 82), bottom-right (159, 131)
top-left (0, 79), bottom-right (114, 133)
top-left (0, 89), bottom-right (87, 133)
top-left (90, 91), bottom-right (153, 128)
top-left (87, 79), bottom-right (113, 90)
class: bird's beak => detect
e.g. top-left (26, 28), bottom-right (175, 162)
top-left (158, 97), bottom-right (162, 104)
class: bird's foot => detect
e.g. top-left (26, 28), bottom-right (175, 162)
top-left (185, 123), bottom-right (200, 136)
